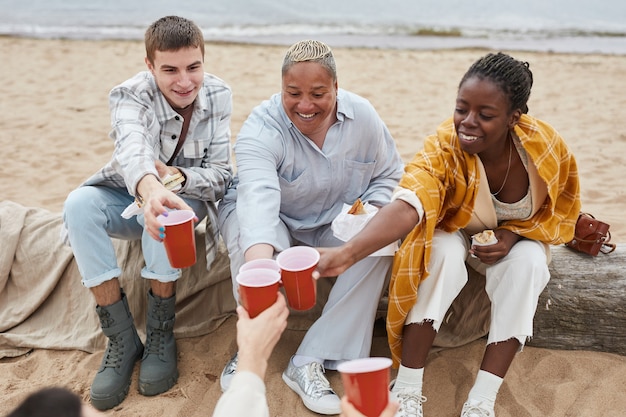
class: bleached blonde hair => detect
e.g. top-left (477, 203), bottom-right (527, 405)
top-left (282, 40), bottom-right (337, 80)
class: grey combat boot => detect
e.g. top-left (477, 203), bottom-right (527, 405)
top-left (90, 290), bottom-right (144, 410)
top-left (138, 290), bottom-right (179, 396)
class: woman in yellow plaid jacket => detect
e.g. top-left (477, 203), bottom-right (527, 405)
top-left (316, 52), bottom-right (580, 417)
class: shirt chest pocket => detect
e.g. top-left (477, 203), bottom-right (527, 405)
top-left (343, 159), bottom-right (376, 203)
top-left (278, 169), bottom-right (319, 218)
top-left (182, 138), bottom-right (211, 161)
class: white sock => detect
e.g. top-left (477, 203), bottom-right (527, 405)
top-left (467, 370), bottom-right (503, 408)
top-left (392, 364), bottom-right (424, 393)
top-left (292, 355), bottom-right (323, 367)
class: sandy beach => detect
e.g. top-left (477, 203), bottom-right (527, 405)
top-left (1, 37), bottom-right (625, 416)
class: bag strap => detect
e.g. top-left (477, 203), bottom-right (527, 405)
top-left (573, 229), bottom-right (611, 244)
top-left (599, 230), bottom-right (616, 254)
top-left (574, 236), bottom-right (607, 243)
top-left (600, 241), bottom-right (617, 255)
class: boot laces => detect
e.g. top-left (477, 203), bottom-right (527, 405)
top-left (145, 304), bottom-right (168, 355)
top-left (102, 334), bottom-right (124, 369)
top-left (144, 326), bottom-right (164, 355)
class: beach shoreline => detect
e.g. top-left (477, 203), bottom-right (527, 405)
top-left (203, 34), bottom-right (626, 56)
top-left (3, 32), bottom-right (626, 55)
top-left (2, 0), bottom-right (625, 56)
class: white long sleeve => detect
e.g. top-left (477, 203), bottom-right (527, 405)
top-left (391, 186), bottom-right (424, 221)
top-left (212, 371), bottom-right (269, 417)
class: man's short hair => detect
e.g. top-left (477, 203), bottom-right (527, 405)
top-left (145, 16), bottom-right (205, 64)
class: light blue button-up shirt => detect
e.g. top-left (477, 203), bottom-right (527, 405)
top-left (223, 89), bottom-right (403, 253)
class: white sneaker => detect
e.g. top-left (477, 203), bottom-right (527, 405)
top-left (219, 352), bottom-right (238, 392)
top-left (390, 381), bottom-right (426, 417)
top-left (461, 399), bottom-right (495, 417)
top-left (282, 357), bottom-right (341, 415)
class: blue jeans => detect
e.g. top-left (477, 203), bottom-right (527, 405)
top-left (63, 185), bottom-right (207, 288)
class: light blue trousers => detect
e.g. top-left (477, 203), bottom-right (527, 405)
top-left (63, 185), bottom-right (207, 288)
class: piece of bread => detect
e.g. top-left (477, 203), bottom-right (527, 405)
top-left (163, 172), bottom-right (185, 190)
top-left (347, 198), bottom-right (367, 215)
top-left (472, 230), bottom-right (497, 245)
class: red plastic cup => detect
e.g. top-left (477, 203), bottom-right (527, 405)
top-left (239, 258), bottom-right (281, 274)
top-left (236, 268), bottom-right (282, 318)
top-left (276, 246), bottom-right (319, 311)
top-left (157, 209), bottom-right (197, 268)
top-left (338, 357), bottom-right (393, 417)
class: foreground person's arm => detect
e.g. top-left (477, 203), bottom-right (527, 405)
top-left (212, 294), bottom-right (289, 417)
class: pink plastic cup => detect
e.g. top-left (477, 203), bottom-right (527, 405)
top-left (157, 209), bottom-right (196, 268)
top-left (239, 258), bottom-right (281, 274)
top-left (275, 246), bottom-right (319, 311)
top-left (236, 268), bottom-right (282, 318)
top-left (338, 357), bottom-right (393, 417)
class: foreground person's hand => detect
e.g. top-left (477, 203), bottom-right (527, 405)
top-left (236, 292), bottom-right (289, 380)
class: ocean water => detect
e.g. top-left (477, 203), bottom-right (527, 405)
top-left (1, 0), bottom-right (625, 54)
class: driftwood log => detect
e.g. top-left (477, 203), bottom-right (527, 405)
top-left (528, 243), bottom-right (625, 355)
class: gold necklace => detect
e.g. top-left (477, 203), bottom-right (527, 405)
top-left (491, 138), bottom-right (512, 197)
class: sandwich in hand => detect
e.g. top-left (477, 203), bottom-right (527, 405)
top-left (163, 172), bottom-right (185, 190)
top-left (471, 230), bottom-right (497, 246)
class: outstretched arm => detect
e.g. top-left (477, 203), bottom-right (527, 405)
top-left (316, 199), bottom-right (419, 278)
top-left (211, 294), bottom-right (289, 417)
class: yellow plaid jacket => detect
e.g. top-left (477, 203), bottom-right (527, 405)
top-left (387, 114), bottom-right (581, 366)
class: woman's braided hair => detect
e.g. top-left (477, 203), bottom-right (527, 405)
top-left (459, 52), bottom-right (534, 114)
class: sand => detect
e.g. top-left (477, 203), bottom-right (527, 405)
top-left (1, 37), bottom-right (625, 416)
